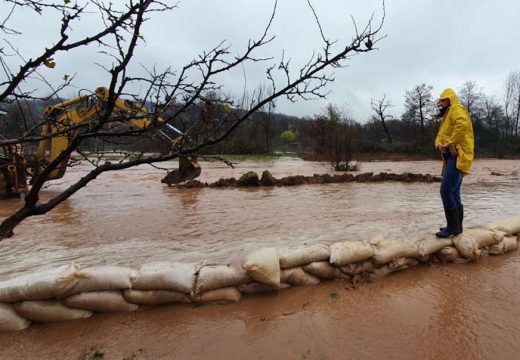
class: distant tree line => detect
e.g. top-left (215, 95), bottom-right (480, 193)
top-left (2, 73), bottom-right (520, 162)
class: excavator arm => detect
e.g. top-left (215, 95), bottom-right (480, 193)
top-left (3, 87), bottom-right (200, 197)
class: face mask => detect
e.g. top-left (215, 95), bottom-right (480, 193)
top-left (436, 105), bottom-right (449, 118)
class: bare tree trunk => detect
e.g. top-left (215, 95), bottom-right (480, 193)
top-left (0, 205), bottom-right (42, 239)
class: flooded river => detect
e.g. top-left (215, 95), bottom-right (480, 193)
top-left (0, 158), bottom-right (519, 359)
top-left (0, 158), bottom-right (519, 279)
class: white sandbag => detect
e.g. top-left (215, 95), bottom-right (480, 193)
top-left (0, 264), bottom-right (78, 302)
top-left (436, 246), bottom-right (467, 262)
top-left (123, 289), bottom-right (191, 305)
top-left (462, 228), bottom-right (503, 248)
top-left (488, 236), bottom-right (518, 255)
top-left (13, 300), bottom-right (92, 322)
top-left (329, 241), bottom-right (374, 266)
top-left (62, 291), bottom-right (139, 312)
top-left (488, 216), bottom-right (520, 236)
top-left (340, 261), bottom-right (374, 275)
top-left (388, 258), bottom-right (419, 271)
top-left (193, 287), bottom-right (241, 303)
top-left (195, 264), bottom-right (250, 294)
top-left (278, 244), bottom-right (330, 269)
top-left (237, 282), bottom-right (291, 294)
top-left (302, 261), bottom-right (350, 281)
top-left (281, 267), bottom-right (320, 286)
top-left (416, 237), bottom-right (453, 256)
top-left (369, 233), bottom-right (384, 246)
top-left (453, 235), bottom-right (481, 260)
top-left (132, 262), bottom-right (197, 294)
top-left (367, 258), bottom-right (418, 282)
top-left (503, 236), bottom-right (518, 253)
top-left (242, 248), bottom-right (280, 288)
top-left (372, 239), bottom-right (420, 265)
top-left (67, 266), bottom-right (138, 295)
top-left (0, 303), bottom-right (31, 332)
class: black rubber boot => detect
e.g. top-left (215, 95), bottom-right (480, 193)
top-left (439, 205), bottom-right (464, 233)
top-left (436, 206), bottom-right (461, 238)
top-left (457, 205), bottom-right (463, 233)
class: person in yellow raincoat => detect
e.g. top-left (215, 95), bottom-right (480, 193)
top-left (434, 88), bottom-right (474, 238)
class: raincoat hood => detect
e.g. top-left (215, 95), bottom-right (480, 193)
top-left (439, 88), bottom-right (459, 106)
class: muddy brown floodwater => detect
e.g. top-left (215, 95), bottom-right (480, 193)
top-left (0, 158), bottom-right (519, 359)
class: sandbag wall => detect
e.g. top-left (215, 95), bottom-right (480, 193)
top-left (1, 216), bottom-right (520, 332)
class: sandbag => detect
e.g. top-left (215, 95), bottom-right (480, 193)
top-left (388, 258), bottom-right (419, 270)
top-left (123, 289), bottom-right (191, 305)
top-left (488, 236), bottom-right (518, 255)
top-left (281, 267), bottom-right (320, 286)
top-left (436, 246), bottom-right (467, 263)
top-left (340, 261), bottom-right (374, 275)
top-left (503, 236), bottom-right (518, 253)
top-left (302, 261), bottom-right (350, 281)
top-left (278, 244), bottom-right (330, 269)
top-left (329, 241), bottom-right (374, 266)
top-left (132, 262), bottom-right (197, 294)
top-left (0, 264), bottom-right (78, 302)
top-left (462, 228), bottom-right (503, 248)
top-left (237, 282), bottom-right (291, 294)
top-left (195, 264), bottom-right (250, 294)
top-left (453, 236), bottom-right (481, 260)
top-left (67, 266), bottom-right (138, 295)
top-left (0, 303), bottom-right (31, 332)
top-left (242, 248), bottom-right (280, 288)
top-left (488, 216), bottom-right (520, 236)
top-left (416, 237), bottom-right (453, 256)
top-left (372, 240), bottom-right (420, 265)
top-left (62, 291), bottom-right (139, 312)
top-left (13, 300), bottom-right (92, 322)
top-left (193, 287), bottom-right (241, 303)
top-left (367, 258), bottom-right (418, 282)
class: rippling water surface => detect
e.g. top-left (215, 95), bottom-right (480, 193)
top-left (0, 158), bottom-right (520, 359)
top-left (0, 158), bottom-right (519, 279)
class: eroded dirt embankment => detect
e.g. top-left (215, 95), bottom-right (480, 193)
top-left (177, 171), bottom-right (441, 188)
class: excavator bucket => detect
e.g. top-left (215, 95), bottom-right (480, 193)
top-left (161, 156), bottom-right (201, 185)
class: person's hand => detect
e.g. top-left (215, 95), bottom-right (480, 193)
top-left (437, 143), bottom-right (449, 153)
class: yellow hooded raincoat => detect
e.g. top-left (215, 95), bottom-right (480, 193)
top-left (434, 88), bottom-right (474, 175)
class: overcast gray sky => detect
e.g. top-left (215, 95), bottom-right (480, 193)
top-left (3, 0), bottom-right (520, 122)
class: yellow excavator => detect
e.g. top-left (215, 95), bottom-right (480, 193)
top-left (0, 87), bottom-right (200, 198)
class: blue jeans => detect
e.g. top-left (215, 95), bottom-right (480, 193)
top-left (440, 153), bottom-right (463, 209)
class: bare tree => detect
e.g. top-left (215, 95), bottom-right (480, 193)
top-left (482, 94), bottom-right (505, 156)
top-left (304, 104), bottom-right (358, 171)
top-left (370, 94), bottom-right (392, 143)
top-left (0, 0), bottom-right (385, 239)
top-left (458, 80), bottom-right (485, 133)
top-left (403, 83), bottom-right (434, 147)
top-left (504, 71), bottom-right (520, 138)
top-left (253, 85), bottom-right (276, 154)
